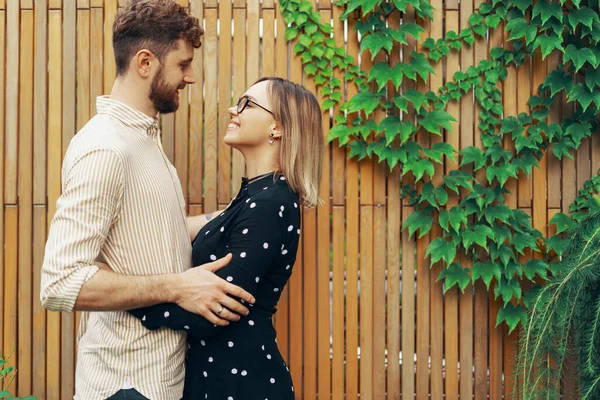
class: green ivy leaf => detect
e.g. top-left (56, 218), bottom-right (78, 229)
top-left (563, 44), bottom-right (598, 72)
top-left (403, 210), bottom-right (433, 239)
top-left (443, 170), bottom-right (474, 193)
top-left (513, 232), bottom-right (538, 255)
top-left (549, 212), bottom-right (575, 234)
top-left (512, 0), bottom-right (533, 12)
top-left (379, 115), bottom-right (415, 145)
top-left (420, 182), bottom-right (437, 209)
top-left (486, 163), bottom-right (517, 186)
top-left (463, 224), bottom-right (495, 251)
top-left (532, 0), bottom-right (563, 25)
top-left (568, 7), bottom-right (600, 31)
top-left (344, 92), bottom-right (381, 115)
top-left (403, 89), bottom-right (428, 111)
top-left (426, 237), bottom-right (457, 265)
top-left (368, 62), bottom-right (394, 91)
top-left (506, 18), bottom-right (538, 44)
top-left (494, 277), bottom-right (523, 306)
top-left (533, 34), bottom-right (564, 59)
top-left (546, 235), bottom-right (569, 257)
top-left (403, 158), bottom-right (435, 181)
top-left (523, 259), bottom-right (549, 281)
top-left (565, 121), bottom-right (593, 147)
top-left (435, 186), bottom-right (449, 207)
top-left (348, 140), bottom-right (368, 161)
top-left (430, 142), bottom-right (456, 163)
top-left (567, 84), bottom-right (599, 113)
top-left (389, 23), bottom-right (425, 43)
top-left (448, 206), bottom-right (467, 233)
top-left (586, 68), bottom-right (600, 90)
top-left (420, 110), bottom-right (456, 135)
top-left (472, 261), bottom-right (502, 289)
top-left (496, 303), bottom-right (527, 334)
top-left (343, 0), bottom-right (381, 18)
top-left (484, 203), bottom-right (511, 225)
top-left (409, 52), bottom-right (435, 82)
top-left (437, 262), bottom-right (471, 293)
top-left (361, 32), bottom-right (394, 59)
top-left (553, 137), bottom-right (575, 160)
top-left (285, 26), bottom-right (299, 41)
top-left (460, 146), bottom-right (487, 170)
top-left (492, 224), bottom-right (512, 245)
top-left (327, 124), bottom-right (353, 146)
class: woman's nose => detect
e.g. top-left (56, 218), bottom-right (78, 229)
top-left (229, 105), bottom-right (238, 116)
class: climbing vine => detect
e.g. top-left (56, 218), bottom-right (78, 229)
top-left (279, 0), bottom-right (600, 335)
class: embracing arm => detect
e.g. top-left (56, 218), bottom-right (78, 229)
top-left (187, 211), bottom-right (223, 242)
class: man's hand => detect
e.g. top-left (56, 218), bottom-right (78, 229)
top-left (172, 254), bottom-right (255, 326)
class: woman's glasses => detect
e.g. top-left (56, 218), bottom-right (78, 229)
top-left (237, 96), bottom-right (273, 115)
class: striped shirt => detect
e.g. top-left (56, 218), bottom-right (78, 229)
top-left (40, 96), bottom-right (192, 399)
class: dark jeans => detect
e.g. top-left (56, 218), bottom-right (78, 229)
top-left (107, 388), bottom-right (149, 400)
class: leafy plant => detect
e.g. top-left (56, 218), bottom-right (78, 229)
top-left (279, 0), bottom-right (600, 336)
top-left (0, 351), bottom-right (36, 399)
top-left (517, 209), bottom-right (600, 399)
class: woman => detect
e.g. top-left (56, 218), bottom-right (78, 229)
top-left (129, 77), bottom-right (324, 399)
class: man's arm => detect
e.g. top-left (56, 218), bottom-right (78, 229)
top-left (187, 211), bottom-right (222, 241)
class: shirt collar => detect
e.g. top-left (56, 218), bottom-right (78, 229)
top-left (96, 96), bottom-right (159, 135)
top-left (240, 172), bottom-right (287, 196)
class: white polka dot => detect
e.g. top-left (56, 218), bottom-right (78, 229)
top-left (164, 311), bottom-right (170, 318)
top-left (255, 277), bottom-right (260, 283)
top-left (249, 320), bottom-right (255, 326)
top-left (274, 288), bottom-right (280, 292)
top-left (262, 345), bottom-right (265, 350)
top-left (280, 176), bottom-right (286, 180)
top-left (288, 225), bottom-right (293, 232)
top-left (228, 341), bottom-right (234, 347)
top-left (267, 354), bottom-right (272, 359)
top-left (263, 242), bottom-right (269, 249)
top-left (240, 252), bottom-right (247, 258)
top-left (210, 254), bottom-right (217, 261)
top-left (142, 315), bottom-right (146, 321)
top-left (294, 202), bottom-right (298, 208)
top-left (264, 187), bottom-right (268, 190)
top-left (280, 206), bottom-right (285, 211)
top-left (243, 228), bottom-right (248, 234)
top-left (188, 343), bottom-right (191, 349)
top-left (286, 265), bottom-right (291, 270)
top-left (208, 357), bottom-right (214, 362)
top-left (203, 371), bottom-right (208, 377)
top-left (201, 340), bottom-right (206, 346)
top-left (241, 370), bottom-right (247, 376)
top-left (250, 202), bottom-right (256, 208)
top-left (205, 230), bottom-right (210, 235)
top-left (292, 386), bottom-right (294, 392)
top-left (279, 212), bottom-right (283, 218)
top-left (231, 368), bottom-right (238, 374)
top-left (227, 276), bottom-right (233, 282)
top-left (282, 249), bottom-right (288, 255)
top-left (270, 377), bottom-right (276, 383)
top-left (246, 198), bottom-right (251, 203)
top-left (184, 325), bottom-right (190, 330)
top-left (220, 226), bottom-right (225, 232)
top-left (228, 397), bottom-right (233, 400)
top-left (297, 229), bottom-right (301, 234)
top-left (281, 244), bottom-right (285, 250)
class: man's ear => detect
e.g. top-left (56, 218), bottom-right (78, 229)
top-left (134, 49), bottom-right (155, 79)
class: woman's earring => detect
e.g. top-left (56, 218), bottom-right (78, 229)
top-left (269, 133), bottom-right (275, 144)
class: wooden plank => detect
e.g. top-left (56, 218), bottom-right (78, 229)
top-left (48, 0), bottom-right (61, 9)
top-left (331, 5), bottom-right (345, 207)
top-left (174, 81), bottom-right (189, 205)
top-left (17, 10), bottom-right (34, 395)
top-left (76, 9), bottom-right (90, 132)
top-left (103, 0), bottom-right (117, 93)
top-left (0, 9), bottom-right (4, 371)
top-left (331, 206), bottom-right (345, 400)
top-left (246, 0), bottom-right (259, 85)
top-left (359, 206), bottom-right (373, 399)
top-left (77, 0), bottom-right (89, 8)
top-left (402, 205), bottom-right (418, 400)
top-left (516, 54), bottom-right (531, 209)
top-left (188, 0), bottom-right (203, 205)
top-left (473, 280), bottom-right (488, 400)
top-left (262, 9), bottom-right (275, 76)
top-left (89, 7), bottom-right (103, 116)
top-left (46, 12), bottom-right (63, 398)
top-left (301, 207), bottom-right (318, 400)
top-left (5, 0), bottom-right (18, 204)
top-left (4, 207), bottom-right (18, 392)
top-left (546, 52), bottom-right (561, 209)
top-left (205, 0), bottom-right (217, 8)
top-left (288, 217), bottom-right (304, 399)
top-left (372, 206), bottom-right (386, 400)
top-left (344, 11), bottom-right (360, 400)
top-left (62, 0), bottom-right (76, 157)
top-left (576, 138), bottom-right (591, 195)
top-left (33, 0), bottom-right (48, 205)
top-left (217, 0), bottom-right (232, 204)
top-left (231, 8), bottom-right (246, 193)
top-left (21, 0), bottom-right (32, 8)
top-left (532, 51), bottom-right (547, 237)
top-left (203, 9), bottom-right (218, 212)
top-left (263, 0), bottom-right (274, 8)
top-left (359, 38), bottom-right (373, 207)
top-left (90, 0), bottom-right (102, 8)
top-left (561, 91), bottom-right (575, 213)
top-left (274, 2), bottom-right (287, 79)
top-left (32, 206), bottom-right (47, 399)
top-left (233, 0), bottom-right (244, 8)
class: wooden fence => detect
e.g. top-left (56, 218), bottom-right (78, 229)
top-left (0, 0), bottom-right (586, 398)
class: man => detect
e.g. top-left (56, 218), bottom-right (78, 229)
top-left (40, 1), bottom-right (251, 399)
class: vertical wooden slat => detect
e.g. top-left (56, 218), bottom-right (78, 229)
top-left (359, 206), bottom-right (373, 399)
top-left (203, 9), bottom-right (218, 212)
top-left (516, 54), bottom-right (531, 209)
top-left (103, 0), bottom-right (117, 93)
top-left (77, 8), bottom-right (90, 132)
top-left (231, 8), bottom-right (247, 188)
top-left (89, 7), bottom-right (103, 116)
top-left (217, 0), bottom-right (232, 205)
top-left (17, 10), bottom-right (34, 395)
top-left (331, 4), bottom-right (345, 207)
top-left (5, 0), bottom-right (18, 204)
top-left (246, 0), bottom-right (259, 84)
top-left (174, 82), bottom-right (189, 205)
top-left (546, 52), bottom-right (561, 209)
top-left (4, 207), bottom-right (18, 392)
top-left (332, 206), bottom-right (345, 400)
top-left (33, 0), bottom-right (48, 205)
top-left (46, 10), bottom-right (62, 400)
top-left (0, 12), bottom-right (5, 353)
top-left (262, 9), bottom-right (275, 77)
top-left (301, 207), bottom-right (317, 399)
top-left (32, 206), bottom-right (47, 399)
top-left (372, 205), bottom-right (387, 400)
top-left (345, 11), bottom-right (360, 400)
top-left (188, 0), bottom-right (203, 206)
top-left (288, 214), bottom-right (304, 398)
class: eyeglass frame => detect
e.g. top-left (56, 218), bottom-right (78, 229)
top-left (236, 95), bottom-right (273, 115)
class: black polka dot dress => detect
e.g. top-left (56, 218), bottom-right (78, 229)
top-left (129, 173), bottom-right (299, 399)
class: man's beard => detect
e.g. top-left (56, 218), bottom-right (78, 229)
top-left (149, 65), bottom-right (182, 114)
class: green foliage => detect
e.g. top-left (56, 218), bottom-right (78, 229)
top-left (280, 0), bottom-right (600, 391)
top-left (0, 351), bottom-right (35, 399)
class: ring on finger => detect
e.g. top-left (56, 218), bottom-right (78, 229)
top-left (216, 305), bottom-right (224, 316)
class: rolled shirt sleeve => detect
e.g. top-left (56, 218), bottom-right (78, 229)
top-left (40, 148), bottom-right (125, 312)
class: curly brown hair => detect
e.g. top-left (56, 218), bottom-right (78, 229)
top-left (113, 0), bottom-right (204, 76)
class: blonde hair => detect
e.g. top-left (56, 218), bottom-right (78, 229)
top-left (256, 77), bottom-right (324, 207)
